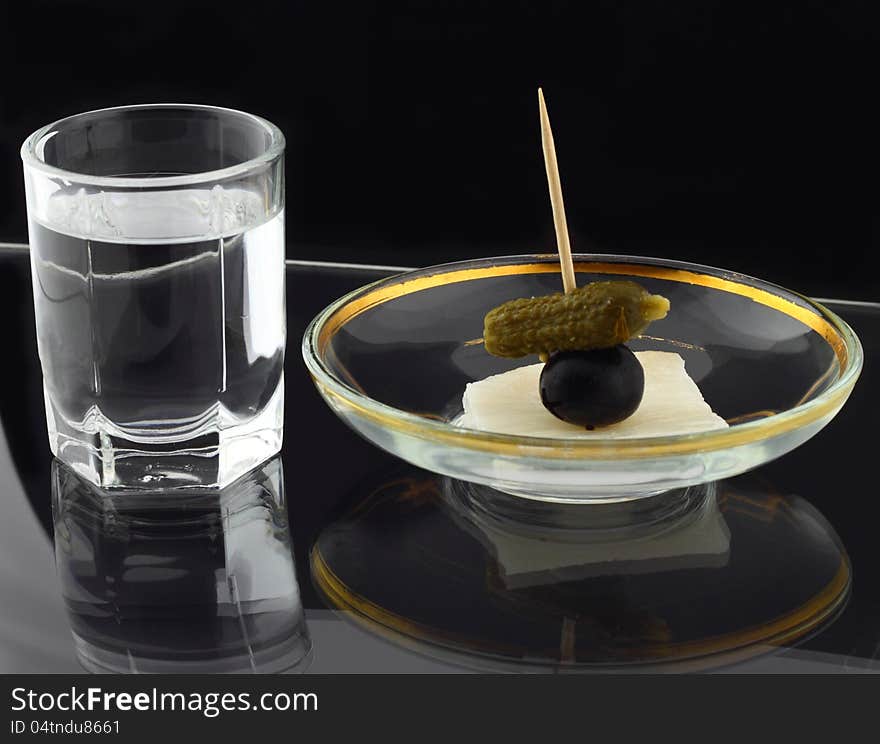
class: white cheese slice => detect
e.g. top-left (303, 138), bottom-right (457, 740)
top-left (457, 351), bottom-right (728, 439)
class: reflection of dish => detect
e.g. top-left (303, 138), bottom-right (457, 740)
top-left (53, 456), bottom-right (312, 674)
top-left (303, 254), bottom-right (862, 502)
top-left (445, 481), bottom-right (731, 589)
top-left (311, 467), bottom-right (849, 672)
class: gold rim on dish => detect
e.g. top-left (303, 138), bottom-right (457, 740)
top-left (302, 255), bottom-right (863, 461)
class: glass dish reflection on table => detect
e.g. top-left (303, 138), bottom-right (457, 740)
top-left (303, 254), bottom-right (862, 503)
top-left (311, 465), bottom-right (850, 672)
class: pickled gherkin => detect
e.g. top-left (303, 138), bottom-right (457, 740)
top-left (483, 280), bottom-right (670, 358)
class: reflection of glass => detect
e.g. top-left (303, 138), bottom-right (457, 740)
top-left (22, 105), bottom-right (286, 489)
top-left (312, 468), bottom-right (849, 672)
top-left (53, 456), bottom-right (311, 674)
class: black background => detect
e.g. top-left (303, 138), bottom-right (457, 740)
top-left (0, 1), bottom-right (877, 298)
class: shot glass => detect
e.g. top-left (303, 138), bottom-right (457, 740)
top-left (21, 105), bottom-right (285, 488)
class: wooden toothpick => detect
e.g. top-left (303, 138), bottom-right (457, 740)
top-left (538, 88), bottom-right (577, 295)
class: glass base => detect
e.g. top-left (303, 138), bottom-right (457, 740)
top-left (46, 380), bottom-right (284, 489)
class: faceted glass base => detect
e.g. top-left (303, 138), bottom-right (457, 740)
top-left (46, 379), bottom-right (284, 489)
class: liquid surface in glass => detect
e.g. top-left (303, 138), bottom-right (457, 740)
top-left (30, 188), bottom-right (285, 487)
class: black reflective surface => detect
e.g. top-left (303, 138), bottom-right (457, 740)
top-left (0, 244), bottom-right (878, 673)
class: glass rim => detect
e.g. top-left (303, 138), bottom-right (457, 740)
top-left (20, 103), bottom-right (285, 189)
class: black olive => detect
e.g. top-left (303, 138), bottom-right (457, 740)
top-left (539, 346), bottom-right (644, 427)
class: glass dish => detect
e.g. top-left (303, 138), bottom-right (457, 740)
top-left (302, 255), bottom-right (862, 503)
